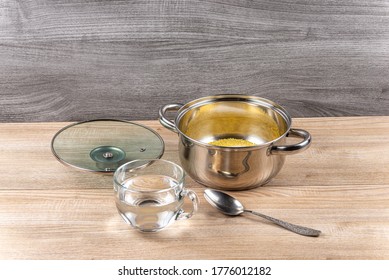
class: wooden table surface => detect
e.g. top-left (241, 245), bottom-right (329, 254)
top-left (0, 117), bottom-right (388, 260)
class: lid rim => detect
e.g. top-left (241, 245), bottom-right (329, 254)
top-left (51, 118), bottom-right (165, 173)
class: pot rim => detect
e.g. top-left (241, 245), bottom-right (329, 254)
top-left (173, 94), bottom-right (292, 150)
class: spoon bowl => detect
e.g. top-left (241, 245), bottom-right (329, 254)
top-left (204, 189), bottom-right (321, 237)
top-left (204, 188), bottom-right (244, 215)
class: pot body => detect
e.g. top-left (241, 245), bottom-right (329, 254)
top-left (178, 134), bottom-right (287, 190)
top-left (159, 95), bottom-right (311, 190)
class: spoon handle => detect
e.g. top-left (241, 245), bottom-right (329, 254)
top-left (244, 210), bottom-right (321, 237)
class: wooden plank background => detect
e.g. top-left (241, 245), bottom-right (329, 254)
top-left (0, 0), bottom-right (388, 122)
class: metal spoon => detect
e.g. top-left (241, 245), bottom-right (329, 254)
top-left (204, 189), bottom-right (321, 237)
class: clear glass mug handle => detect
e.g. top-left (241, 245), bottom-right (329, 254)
top-left (176, 189), bottom-right (199, 220)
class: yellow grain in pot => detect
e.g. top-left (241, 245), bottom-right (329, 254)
top-left (209, 138), bottom-right (256, 147)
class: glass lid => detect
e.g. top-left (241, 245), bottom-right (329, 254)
top-left (51, 119), bottom-right (165, 172)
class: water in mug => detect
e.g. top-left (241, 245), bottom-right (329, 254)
top-left (116, 174), bottom-right (183, 232)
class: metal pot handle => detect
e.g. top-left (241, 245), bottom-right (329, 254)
top-left (271, 128), bottom-right (311, 155)
top-left (158, 103), bottom-right (183, 133)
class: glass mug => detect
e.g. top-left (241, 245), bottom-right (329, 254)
top-left (113, 159), bottom-right (199, 232)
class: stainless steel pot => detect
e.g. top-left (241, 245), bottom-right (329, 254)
top-left (159, 95), bottom-right (311, 190)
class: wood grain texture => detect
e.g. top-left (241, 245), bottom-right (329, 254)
top-left (0, 117), bottom-right (388, 259)
top-left (1, 0), bottom-right (388, 122)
